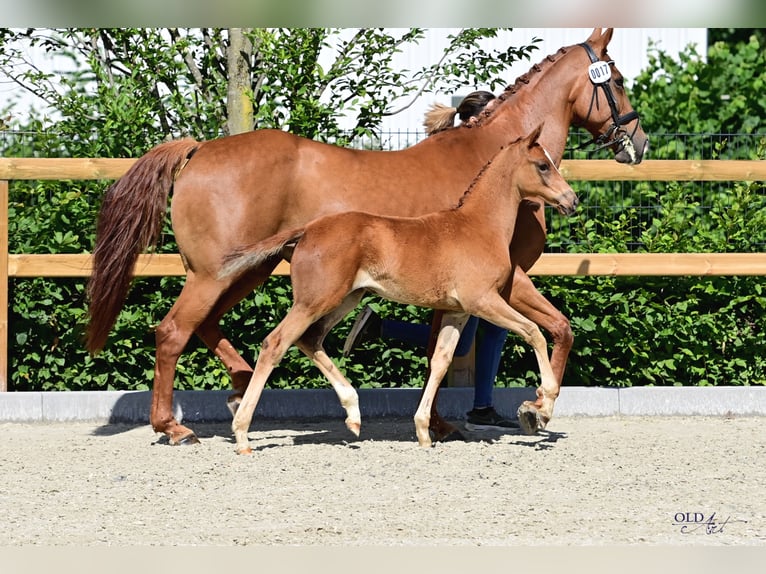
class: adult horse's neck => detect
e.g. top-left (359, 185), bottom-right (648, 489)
top-left (455, 45), bottom-right (582, 167)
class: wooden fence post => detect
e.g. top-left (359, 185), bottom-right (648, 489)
top-left (1, 180), bottom-right (8, 391)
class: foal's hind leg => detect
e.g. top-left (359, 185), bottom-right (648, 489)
top-left (294, 292), bottom-right (365, 436)
top-left (232, 307), bottom-right (316, 454)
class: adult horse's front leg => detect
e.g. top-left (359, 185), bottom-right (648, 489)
top-left (506, 267), bottom-right (572, 434)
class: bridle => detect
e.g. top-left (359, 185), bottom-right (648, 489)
top-left (570, 42), bottom-right (640, 154)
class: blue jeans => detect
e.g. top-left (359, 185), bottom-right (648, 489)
top-left (380, 315), bottom-right (508, 409)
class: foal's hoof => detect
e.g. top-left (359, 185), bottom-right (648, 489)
top-left (517, 404), bottom-right (544, 435)
top-left (345, 419), bottom-right (361, 438)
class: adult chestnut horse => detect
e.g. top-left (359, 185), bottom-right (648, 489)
top-left (219, 125), bottom-right (579, 453)
top-left (86, 28), bottom-right (648, 445)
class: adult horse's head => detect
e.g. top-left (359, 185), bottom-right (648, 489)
top-left (570, 28), bottom-right (649, 164)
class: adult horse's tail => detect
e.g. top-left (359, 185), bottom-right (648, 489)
top-left (85, 138), bottom-right (200, 354)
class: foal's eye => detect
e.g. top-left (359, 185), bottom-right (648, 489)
top-left (537, 161), bottom-right (550, 173)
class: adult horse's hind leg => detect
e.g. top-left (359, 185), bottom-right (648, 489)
top-left (193, 263), bottom-right (278, 416)
top-left (152, 272), bottom-right (235, 445)
top-left (293, 292), bottom-right (365, 436)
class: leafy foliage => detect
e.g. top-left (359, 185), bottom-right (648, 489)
top-left (1, 27), bottom-right (531, 391)
top-left (2, 29), bottom-right (765, 391)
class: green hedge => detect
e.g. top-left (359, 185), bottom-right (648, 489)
top-left (6, 33), bottom-right (766, 390)
top-left (8, 149), bottom-right (765, 391)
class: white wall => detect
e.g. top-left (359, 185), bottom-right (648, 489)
top-left (3, 28), bottom-right (707, 134)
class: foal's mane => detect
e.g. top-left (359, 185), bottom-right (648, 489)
top-left (455, 134), bottom-right (526, 209)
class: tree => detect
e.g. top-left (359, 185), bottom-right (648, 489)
top-left (630, 32), bottom-right (766, 138)
top-left (0, 27), bottom-right (539, 391)
top-left (708, 28), bottom-right (766, 49)
top-left (1, 28), bottom-right (536, 149)
top-left (226, 28), bottom-right (254, 135)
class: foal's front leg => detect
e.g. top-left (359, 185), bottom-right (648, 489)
top-left (506, 268), bottom-right (572, 428)
top-left (423, 310), bottom-right (466, 443)
top-left (414, 312), bottom-right (469, 447)
top-left (472, 293), bottom-right (559, 435)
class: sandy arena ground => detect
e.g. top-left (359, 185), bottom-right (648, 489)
top-left (0, 415), bottom-right (764, 546)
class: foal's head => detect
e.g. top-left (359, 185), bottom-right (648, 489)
top-left (511, 123), bottom-right (579, 216)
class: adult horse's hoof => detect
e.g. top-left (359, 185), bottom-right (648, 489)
top-left (429, 417), bottom-right (465, 443)
top-left (435, 428), bottom-right (466, 442)
top-left (517, 403), bottom-right (543, 435)
top-left (175, 433), bottom-right (201, 446)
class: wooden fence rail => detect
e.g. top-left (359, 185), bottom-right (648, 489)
top-left (2, 158), bottom-right (766, 391)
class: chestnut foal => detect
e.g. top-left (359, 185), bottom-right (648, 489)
top-left (219, 125), bottom-right (578, 454)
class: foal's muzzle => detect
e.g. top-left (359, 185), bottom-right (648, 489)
top-left (556, 191), bottom-right (579, 216)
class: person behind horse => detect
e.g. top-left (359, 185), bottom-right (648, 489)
top-left (343, 90), bottom-right (515, 432)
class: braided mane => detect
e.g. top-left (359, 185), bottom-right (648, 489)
top-left (462, 46), bottom-right (571, 130)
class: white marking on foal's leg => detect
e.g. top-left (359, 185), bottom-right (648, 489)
top-left (304, 348), bottom-right (361, 437)
top-left (528, 328), bottom-right (559, 425)
top-left (232, 361), bottom-right (272, 454)
top-left (413, 315), bottom-right (467, 447)
top-left (476, 297), bottom-right (559, 434)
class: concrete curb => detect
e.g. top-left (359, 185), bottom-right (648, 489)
top-left (1, 386), bottom-right (765, 423)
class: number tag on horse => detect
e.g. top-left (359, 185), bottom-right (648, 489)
top-left (587, 61), bottom-right (611, 84)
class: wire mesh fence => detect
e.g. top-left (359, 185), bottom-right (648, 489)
top-left (2, 128), bottom-right (765, 253)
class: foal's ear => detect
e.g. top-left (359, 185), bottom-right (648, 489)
top-left (526, 122), bottom-right (545, 148)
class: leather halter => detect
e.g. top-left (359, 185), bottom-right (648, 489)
top-left (572, 42), bottom-right (640, 154)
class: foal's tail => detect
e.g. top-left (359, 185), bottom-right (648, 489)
top-left (85, 138), bottom-right (200, 354)
top-left (219, 228), bottom-right (306, 281)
